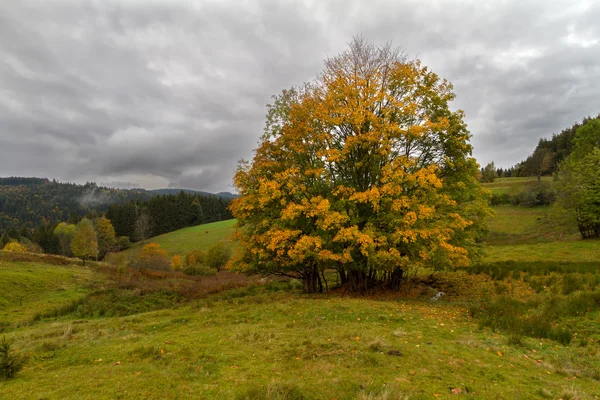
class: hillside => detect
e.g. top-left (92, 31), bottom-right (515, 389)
top-left (1, 189), bottom-right (599, 398)
top-left (0, 177), bottom-right (235, 233)
top-left (123, 219), bottom-right (237, 257)
top-left (0, 252), bottom-right (102, 327)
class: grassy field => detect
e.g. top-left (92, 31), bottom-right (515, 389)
top-left (482, 204), bottom-right (599, 263)
top-left (482, 176), bottom-right (552, 195)
top-left (0, 252), bottom-right (102, 328)
top-left (1, 182), bottom-right (600, 398)
top-left (124, 219), bottom-right (236, 257)
top-left (2, 285), bottom-right (599, 399)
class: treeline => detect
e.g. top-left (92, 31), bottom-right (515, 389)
top-left (1, 191), bottom-right (233, 257)
top-left (0, 179), bottom-right (151, 231)
top-left (106, 191), bottom-right (232, 242)
top-left (487, 114), bottom-right (600, 179)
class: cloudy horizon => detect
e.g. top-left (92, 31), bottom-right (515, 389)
top-left (1, 0), bottom-right (599, 193)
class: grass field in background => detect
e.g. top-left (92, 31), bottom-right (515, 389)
top-left (481, 176), bottom-right (551, 195)
top-left (124, 219), bottom-right (237, 257)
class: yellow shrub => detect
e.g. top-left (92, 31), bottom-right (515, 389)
top-left (171, 255), bottom-right (183, 271)
top-left (185, 249), bottom-right (206, 266)
top-left (2, 242), bottom-right (27, 253)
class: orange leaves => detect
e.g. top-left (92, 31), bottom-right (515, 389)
top-left (228, 38), bottom-right (490, 284)
top-left (170, 255), bottom-right (183, 271)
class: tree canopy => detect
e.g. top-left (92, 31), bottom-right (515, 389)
top-left (555, 119), bottom-right (600, 238)
top-left (230, 38), bottom-right (490, 293)
top-left (71, 218), bottom-right (99, 264)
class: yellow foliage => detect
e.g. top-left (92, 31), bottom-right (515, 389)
top-left (170, 255), bottom-right (183, 271)
top-left (228, 38), bottom-right (490, 290)
top-left (138, 243), bottom-right (169, 270)
top-left (2, 242), bottom-right (27, 253)
top-left (185, 250), bottom-right (206, 266)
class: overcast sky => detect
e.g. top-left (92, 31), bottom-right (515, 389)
top-left (1, 0), bottom-right (599, 192)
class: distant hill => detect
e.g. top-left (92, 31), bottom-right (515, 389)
top-left (149, 188), bottom-right (238, 200)
top-left (0, 177), bottom-right (235, 232)
top-left (512, 114), bottom-right (600, 177)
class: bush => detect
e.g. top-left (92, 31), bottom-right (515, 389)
top-left (185, 249), bottom-right (206, 266)
top-left (171, 255), bottom-right (183, 271)
top-left (0, 337), bottom-right (25, 380)
top-left (104, 252), bottom-right (132, 269)
top-left (136, 243), bottom-right (170, 270)
top-left (518, 182), bottom-right (556, 207)
top-left (183, 265), bottom-right (218, 276)
top-left (2, 242), bottom-right (27, 253)
top-left (117, 236), bottom-right (132, 251)
top-left (206, 242), bottom-right (232, 271)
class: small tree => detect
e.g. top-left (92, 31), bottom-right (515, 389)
top-left (134, 214), bottom-right (152, 243)
top-left (95, 217), bottom-right (117, 259)
top-left (170, 255), bottom-right (183, 271)
top-left (54, 222), bottom-right (75, 256)
top-left (137, 243), bottom-right (170, 270)
top-left (481, 162), bottom-right (498, 183)
top-left (532, 148), bottom-right (553, 183)
top-left (71, 218), bottom-right (99, 265)
top-left (206, 242), bottom-right (231, 272)
top-left (2, 242), bottom-right (27, 253)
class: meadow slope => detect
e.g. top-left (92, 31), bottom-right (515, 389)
top-left (1, 184), bottom-right (600, 399)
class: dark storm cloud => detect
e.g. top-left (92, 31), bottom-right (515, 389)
top-left (1, 0), bottom-right (599, 191)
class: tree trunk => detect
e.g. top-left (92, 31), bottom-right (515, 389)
top-left (303, 265), bottom-right (321, 294)
top-left (389, 267), bottom-right (404, 290)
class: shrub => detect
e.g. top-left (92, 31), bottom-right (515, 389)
top-left (171, 255), bottom-right (183, 271)
top-left (185, 249), bottom-right (206, 266)
top-left (117, 236), bottom-right (132, 251)
top-left (0, 337), bottom-right (25, 380)
top-left (206, 242), bottom-right (232, 271)
top-left (137, 243), bottom-right (170, 270)
top-left (518, 182), bottom-right (556, 207)
top-left (183, 265), bottom-right (217, 276)
top-left (2, 242), bottom-right (27, 253)
top-left (104, 252), bottom-right (132, 269)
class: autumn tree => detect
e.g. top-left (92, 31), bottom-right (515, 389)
top-left (71, 218), bottom-right (99, 265)
top-left (229, 37), bottom-right (490, 293)
top-left (54, 222), bottom-right (75, 256)
top-left (137, 243), bottom-right (170, 270)
top-left (95, 217), bottom-right (117, 259)
top-left (555, 119), bottom-right (600, 238)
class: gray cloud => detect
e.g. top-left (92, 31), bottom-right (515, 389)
top-left (1, 0), bottom-right (599, 192)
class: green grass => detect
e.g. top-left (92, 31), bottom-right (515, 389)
top-left (125, 219), bottom-right (237, 257)
top-left (2, 290), bottom-right (598, 399)
top-left (0, 253), bottom-right (100, 327)
top-left (2, 202), bottom-right (600, 398)
top-left (483, 204), bottom-right (599, 262)
top-left (482, 176), bottom-right (551, 196)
